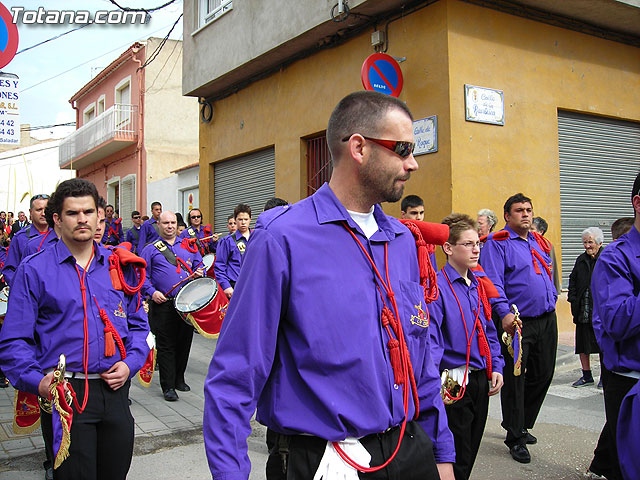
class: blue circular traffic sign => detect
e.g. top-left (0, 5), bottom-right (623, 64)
top-left (361, 53), bottom-right (403, 97)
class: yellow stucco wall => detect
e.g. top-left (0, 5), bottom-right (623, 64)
top-left (198, 0), bottom-right (640, 330)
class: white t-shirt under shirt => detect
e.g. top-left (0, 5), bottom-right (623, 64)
top-left (347, 207), bottom-right (379, 239)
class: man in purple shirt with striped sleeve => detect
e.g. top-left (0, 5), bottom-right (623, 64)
top-left (203, 91), bottom-right (454, 480)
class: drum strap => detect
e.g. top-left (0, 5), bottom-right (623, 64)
top-left (234, 236), bottom-right (247, 255)
top-left (187, 227), bottom-right (205, 255)
top-left (151, 220), bottom-right (160, 235)
top-left (153, 240), bottom-right (177, 267)
top-left (130, 227), bottom-right (139, 243)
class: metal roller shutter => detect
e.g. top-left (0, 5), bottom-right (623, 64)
top-left (213, 148), bottom-right (275, 233)
top-left (558, 111), bottom-right (640, 289)
top-left (120, 174), bottom-right (136, 231)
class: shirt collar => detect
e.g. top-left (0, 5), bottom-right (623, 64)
top-left (504, 224), bottom-right (531, 242)
top-left (628, 225), bottom-right (640, 257)
top-left (53, 239), bottom-right (107, 266)
top-left (311, 183), bottom-right (406, 241)
top-left (443, 262), bottom-right (478, 287)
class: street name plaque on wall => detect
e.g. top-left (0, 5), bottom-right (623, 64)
top-left (412, 116), bottom-right (437, 155)
top-left (464, 84), bottom-right (504, 126)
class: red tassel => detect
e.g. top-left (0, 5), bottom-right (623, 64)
top-left (104, 330), bottom-right (115, 357)
top-left (387, 338), bottom-right (404, 385)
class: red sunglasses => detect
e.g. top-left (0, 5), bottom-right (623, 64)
top-left (342, 135), bottom-right (415, 158)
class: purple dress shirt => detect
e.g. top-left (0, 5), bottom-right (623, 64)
top-left (3, 224), bottom-right (44, 285)
top-left (0, 240), bottom-right (150, 395)
top-left (125, 226), bottom-right (141, 253)
top-left (479, 226), bottom-right (557, 319)
top-left (203, 184), bottom-right (454, 480)
top-left (213, 230), bottom-right (248, 290)
top-left (140, 238), bottom-right (204, 298)
top-left (102, 218), bottom-right (124, 244)
top-left (137, 218), bottom-right (160, 250)
top-left (23, 228), bottom-right (57, 257)
top-left (178, 224), bottom-right (217, 254)
top-left (429, 263), bottom-right (504, 374)
top-left (591, 226), bottom-right (640, 373)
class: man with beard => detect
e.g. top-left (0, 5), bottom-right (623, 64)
top-left (203, 91), bottom-right (454, 480)
top-left (479, 193), bottom-right (558, 464)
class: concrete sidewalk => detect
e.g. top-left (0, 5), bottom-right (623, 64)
top-left (0, 326), bottom-right (607, 479)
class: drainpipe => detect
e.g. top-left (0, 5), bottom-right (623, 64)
top-left (132, 46), bottom-right (145, 214)
top-left (69, 99), bottom-right (79, 171)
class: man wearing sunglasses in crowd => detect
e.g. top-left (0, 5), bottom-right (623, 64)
top-left (204, 91), bottom-right (454, 480)
top-left (3, 194), bottom-right (51, 285)
top-left (179, 208), bottom-right (218, 255)
top-left (126, 211), bottom-right (144, 253)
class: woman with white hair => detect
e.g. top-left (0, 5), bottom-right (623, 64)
top-left (477, 209), bottom-right (498, 238)
top-left (568, 226), bottom-right (604, 387)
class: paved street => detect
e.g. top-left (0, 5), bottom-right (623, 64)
top-left (0, 329), bottom-right (608, 479)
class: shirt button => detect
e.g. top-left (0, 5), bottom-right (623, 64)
top-left (393, 384), bottom-right (399, 390)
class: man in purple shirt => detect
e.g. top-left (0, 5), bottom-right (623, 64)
top-left (204, 91), bottom-right (454, 480)
top-left (0, 178), bottom-right (149, 479)
top-left (3, 194), bottom-right (50, 285)
top-left (179, 208), bottom-right (218, 255)
top-left (102, 204), bottom-right (124, 246)
top-left (479, 193), bottom-right (557, 464)
top-left (137, 201), bottom-right (162, 249)
top-left (591, 172), bottom-right (640, 480)
top-left (213, 203), bottom-right (251, 299)
top-left (125, 210), bottom-right (143, 253)
top-left (141, 211), bottom-right (204, 402)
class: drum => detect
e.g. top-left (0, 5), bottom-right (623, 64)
top-left (174, 277), bottom-right (229, 338)
top-left (202, 253), bottom-right (216, 278)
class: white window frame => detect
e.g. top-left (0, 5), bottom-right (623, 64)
top-left (106, 176), bottom-right (121, 212)
top-left (114, 76), bottom-right (131, 105)
top-left (83, 103), bottom-right (96, 125)
top-left (197, 0), bottom-right (233, 30)
top-left (97, 95), bottom-right (106, 116)
top-left (120, 174), bottom-right (137, 231)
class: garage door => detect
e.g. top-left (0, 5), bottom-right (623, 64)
top-left (213, 148), bottom-right (275, 234)
top-left (558, 111), bottom-right (640, 288)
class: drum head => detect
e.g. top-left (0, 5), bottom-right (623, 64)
top-left (174, 277), bottom-right (217, 313)
top-left (202, 253), bottom-right (216, 270)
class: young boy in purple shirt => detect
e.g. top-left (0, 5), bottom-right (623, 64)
top-left (429, 213), bottom-right (503, 480)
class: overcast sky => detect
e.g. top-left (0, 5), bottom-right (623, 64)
top-left (2, 0), bottom-right (183, 139)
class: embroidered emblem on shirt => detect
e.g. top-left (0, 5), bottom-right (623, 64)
top-left (410, 301), bottom-right (429, 328)
top-left (114, 301), bottom-right (127, 318)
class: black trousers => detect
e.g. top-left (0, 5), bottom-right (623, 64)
top-left (41, 379), bottom-right (134, 480)
top-left (445, 369), bottom-right (489, 480)
top-left (602, 371), bottom-right (637, 480)
top-left (273, 421), bottom-right (439, 480)
top-left (150, 301), bottom-right (194, 392)
top-left (494, 310), bottom-right (558, 447)
top-left (588, 353), bottom-right (615, 478)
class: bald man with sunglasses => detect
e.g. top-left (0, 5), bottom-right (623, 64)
top-left (204, 91), bottom-right (454, 480)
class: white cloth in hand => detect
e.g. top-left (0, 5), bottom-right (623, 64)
top-left (312, 437), bottom-right (371, 480)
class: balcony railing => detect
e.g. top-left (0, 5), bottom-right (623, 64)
top-left (59, 104), bottom-right (138, 169)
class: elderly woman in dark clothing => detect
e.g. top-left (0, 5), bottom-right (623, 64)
top-left (568, 227), bottom-right (604, 388)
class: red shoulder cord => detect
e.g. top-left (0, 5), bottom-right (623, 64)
top-left (401, 221), bottom-right (439, 305)
top-left (333, 223), bottom-right (418, 473)
top-left (108, 254), bottom-right (146, 296)
top-left (37, 230), bottom-right (52, 252)
top-left (92, 297), bottom-right (127, 359)
top-left (67, 247), bottom-right (96, 414)
top-left (529, 232), bottom-right (552, 281)
top-left (441, 269), bottom-right (484, 402)
top-left (180, 237), bottom-right (199, 253)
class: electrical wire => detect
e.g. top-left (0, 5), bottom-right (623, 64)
top-left (21, 18), bottom-right (182, 92)
top-left (16, 24), bottom-right (92, 55)
top-left (145, 35), bottom-right (181, 92)
top-left (20, 122), bottom-right (76, 131)
top-left (107, 0), bottom-right (178, 13)
top-left (138, 13), bottom-right (182, 70)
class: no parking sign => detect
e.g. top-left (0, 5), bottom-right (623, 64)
top-left (361, 53), bottom-right (403, 97)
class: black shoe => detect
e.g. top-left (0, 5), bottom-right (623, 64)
top-left (0, 377), bottom-right (8, 388)
top-left (509, 444), bottom-right (531, 463)
top-left (175, 382), bottom-right (190, 392)
top-left (523, 430), bottom-right (537, 445)
top-left (163, 389), bottom-right (179, 402)
top-left (572, 376), bottom-right (594, 387)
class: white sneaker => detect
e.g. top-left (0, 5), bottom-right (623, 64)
top-left (584, 470), bottom-right (607, 480)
